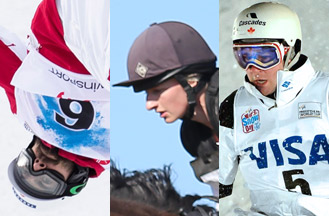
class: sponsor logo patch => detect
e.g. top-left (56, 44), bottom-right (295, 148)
top-left (241, 108), bottom-right (261, 133)
top-left (298, 102), bottom-right (321, 119)
top-left (135, 62), bottom-right (148, 78)
top-left (282, 81), bottom-right (291, 88)
top-left (281, 80), bottom-right (293, 92)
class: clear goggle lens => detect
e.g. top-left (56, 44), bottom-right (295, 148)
top-left (14, 150), bottom-right (66, 199)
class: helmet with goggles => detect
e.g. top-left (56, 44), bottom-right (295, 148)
top-left (8, 138), bottom-right (89, 206)
top-left (232, 2), bottom-right (302, 70)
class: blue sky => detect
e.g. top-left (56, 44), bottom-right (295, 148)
top-left (110, 0), bottom-right (219, 206)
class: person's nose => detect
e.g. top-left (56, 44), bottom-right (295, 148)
top-left (33, 158), bottom-right (47, 171)
top-left (246, 65), bottom-right (262, 73)
top-left (146, 99), bottom-right (158, 111)
top-left (247, 65), bottom-right (263, 79)
top-left (146, 93), bottom-right (158, 111)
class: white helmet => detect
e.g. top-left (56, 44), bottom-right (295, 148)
top-left (10, 185), bottom-right (64, 210)
top-left (232, 2), bottom-right (302, 69)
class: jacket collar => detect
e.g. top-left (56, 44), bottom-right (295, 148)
top-left (244, 55), bottom-right (315, 108)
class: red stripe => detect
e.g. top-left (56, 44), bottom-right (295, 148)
top-left (31, 0), bottom-right (90, 75)
top-left (0, 41), bottom-right (22, 113)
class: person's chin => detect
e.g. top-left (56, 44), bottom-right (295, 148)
top-left (261, 88), bottom-right (275, 96)
top-left (257, 86), bottom-right (273, 96)
top-left (163, 116), bottom-right (176, 124)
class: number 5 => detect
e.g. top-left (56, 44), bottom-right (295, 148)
top-left (282, 169), bottom-right (312, 195)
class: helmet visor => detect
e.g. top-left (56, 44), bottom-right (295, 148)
top-left (13, 150), bottom-right (67, 199)
top-left (233, 43), bottom-right (283, 70)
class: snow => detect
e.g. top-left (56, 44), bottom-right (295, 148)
top-left (219, 0), bottom-right (329, 215)
top-left (0, 1), bottom-right (109, 215)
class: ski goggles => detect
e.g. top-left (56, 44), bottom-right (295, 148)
top-left (12, 149), bottom-right (68, 199)
top-left (233, 42), bottom-right (284, 70)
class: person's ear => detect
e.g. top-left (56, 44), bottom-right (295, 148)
top-left (187, 80), bottom-right (198, 88)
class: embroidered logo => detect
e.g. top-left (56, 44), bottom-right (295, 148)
top-left (241, 108), bottom-right (261, 133)
top-left (135, 62), bottom-right (148, 78)
top-left (298, 102), bottom-right (321, 119)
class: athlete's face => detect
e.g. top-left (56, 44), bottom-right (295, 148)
top-left (32, 142), bottom-right (75, 180)
top-left (246, 61), bottom-right (284, 96)
top-left (146, 78), bottom-right (188, 123)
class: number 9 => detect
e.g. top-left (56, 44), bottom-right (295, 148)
top-left (55, 98), bottom-right (94, 130)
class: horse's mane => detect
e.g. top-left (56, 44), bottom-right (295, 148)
top-left (110, 163), bottom-right (202, 214)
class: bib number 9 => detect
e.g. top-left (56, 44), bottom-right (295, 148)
top-left (55, 98), bottom-right (94, 130)
top-left (282, 169), bottom-right (312, 195)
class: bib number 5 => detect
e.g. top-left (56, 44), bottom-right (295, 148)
top-left (282, 169), bottom-right (312, 195)
top-left (55, 98), bottom-right (94, 130)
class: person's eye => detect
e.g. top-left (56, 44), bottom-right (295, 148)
top-left (259, 56), bottom-right (271, 62)
top-left (40, 176), bottom-right (54, 187)
top-left (150, 89), bottom-right (163, 95)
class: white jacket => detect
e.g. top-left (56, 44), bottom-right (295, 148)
top-left (219, 57), bottom-right (329, 216)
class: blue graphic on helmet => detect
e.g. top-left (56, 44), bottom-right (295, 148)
top-left (34, 95), bottom-right (109, 152)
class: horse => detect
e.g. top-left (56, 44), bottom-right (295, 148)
top-left (110, 163), bottom-right (218, 216)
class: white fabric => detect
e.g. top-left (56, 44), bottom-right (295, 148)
top-left (14, 88), bottom-right (110, 160)
top-left (7, 1), bottom-right (111, 160)
top-left (219, 126), bottom-right (238, 185)
top-left (55, 0), bottom-right (110, 91)
top-left (248, 190), bottom-right (329, 216)
top-left (219, 59), bottom-right (329, 215)
top-left (200, 169), bottom-right (219, 197)
top-left (11, 49), bottom-right (109, 101)
top-left (11, 48), bottom-right (110, 160)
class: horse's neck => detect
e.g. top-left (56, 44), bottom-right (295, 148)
top-left (110, 197), bottom-right (178, 216)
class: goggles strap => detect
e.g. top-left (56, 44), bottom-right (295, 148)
top-left (63, 165), bottom-right (89, 196)
top-left (284, 39), bottom-right (301, 70)
top-left (285, 48), bottom-right (301, 70)
top-left (27, 136), bottom-right (38, 149)
top-left (284, 45), bottom-right (293, 69)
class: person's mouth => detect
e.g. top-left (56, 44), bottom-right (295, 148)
top-left (255, 79), bottom-right (267, 85)
top-left (158, 111), bottom-right (167, 118)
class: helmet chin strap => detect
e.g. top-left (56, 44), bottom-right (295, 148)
top-left (174, 74), bottom-right (207, 119)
